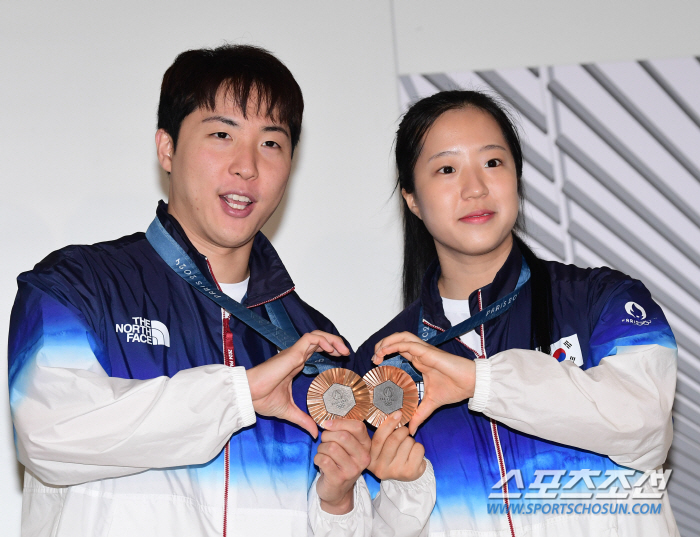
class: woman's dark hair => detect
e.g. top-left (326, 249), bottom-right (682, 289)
top-left (158, 44), bottom-right (304, 152)
top-left (396, 90), bottom-right (551, 353)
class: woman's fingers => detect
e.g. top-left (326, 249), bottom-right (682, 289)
top-left (372, 332), bottom-right (423, 362)
top-left (369, 411), bottom-right (402, 459)
top-left (373, 340), bottom-right (437, 371)
top-left (408, 398), bottom-right (439, 435)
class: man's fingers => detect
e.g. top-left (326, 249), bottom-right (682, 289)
top-left (324, 419), bottom-right (371, 451)
top-left (393, 432), bottom-right (416, 464)
top-left (408, 399), bottom-right (438, 435)
top-left (314, 453), bottom-right (337, 474)
top-left (320, 429), bottom-right (369, 467)
top-left (309, 330), bottom-right (350, 356)
top-left (285, 405), bottom-right (318, 439)
top-left (408, 441), bottom-right (426, 467)
top-left (317, 441), bottom-right (354, 475)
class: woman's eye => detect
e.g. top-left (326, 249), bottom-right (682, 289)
top-left (438, 165), bottom-right (456, 174)
top-left (485, 158), bottom-right (501, 168)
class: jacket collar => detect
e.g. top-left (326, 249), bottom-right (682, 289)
top-left (155, 201), bottom-right (295, 307)
top-left (420, 238), bottom-right (523, 329)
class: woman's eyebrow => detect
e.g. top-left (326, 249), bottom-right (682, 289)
top-left (428, 149), bottom-right (460, 162)
top-left (480, 144), bottom-right (507, 152)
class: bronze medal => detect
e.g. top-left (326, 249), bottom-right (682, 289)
top-left (307, 368), bottom-right (371, 428)
top-left (363, 366), bottom-right (419, 428)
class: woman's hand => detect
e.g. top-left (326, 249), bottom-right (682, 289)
top-left (315, 419), bottom-right (372, 514)
top-left (247, 330), bottom-right (349, 439)
top-left (372, 331), bottom-right (476, 435)
top-left (368, 411), bottom-right (426, 481)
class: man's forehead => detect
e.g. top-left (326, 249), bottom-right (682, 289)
top-left (201, 90), bottom-right (287, 128)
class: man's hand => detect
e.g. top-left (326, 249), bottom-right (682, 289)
top-left (247, 330), bottom-right (349, 439)
top-left (368, 411), bottom-right (426, 481)
top-left (372, 331), bottom-right (476, 435)
top-left (315, 419), bottom-right (372, 515)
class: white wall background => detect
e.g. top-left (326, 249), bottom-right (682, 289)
top-left (1, 1), bottom-right (698, 534)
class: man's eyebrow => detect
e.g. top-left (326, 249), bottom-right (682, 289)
top-left (428, 150), bottom-right (460, 162)
top-left (202, 115), bottom-right (238, 127)
top-left (262, 125), bottom-right (290, 139)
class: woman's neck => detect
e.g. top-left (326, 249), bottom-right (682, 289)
top-left (437, 234), bottom-right (513, 300)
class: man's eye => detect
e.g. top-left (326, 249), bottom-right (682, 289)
top-left (214, 132), bottom-right (230, 139)
top-left (485, 159), bottom-right (501, 168)
top-left (438, 166), bottom-right (455, 174)
top-left (262, 141), bottom-right (280, 148)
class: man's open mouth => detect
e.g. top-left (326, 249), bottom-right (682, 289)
top-left (222, 194), bottom-right (253, 210)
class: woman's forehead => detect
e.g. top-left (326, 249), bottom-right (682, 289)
top-left (421, 108), bottom-right (509, 155)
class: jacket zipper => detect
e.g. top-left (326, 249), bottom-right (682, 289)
top-left (205, 260), bottom-right (234, 537)
top-left (476, 290), bottom-right (516, 537)
top-left (423, 290), bottom-right (516, 536)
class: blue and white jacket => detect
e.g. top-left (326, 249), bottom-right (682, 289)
top-left (356, 242), bottom-right (679, 537)
top-left (8, 203), bottom-right (434, 537)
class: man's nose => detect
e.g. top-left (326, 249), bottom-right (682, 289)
top-left (229, 144), bottom-right (258, 180)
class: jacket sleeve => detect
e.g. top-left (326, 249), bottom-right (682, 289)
top-left (307, 460), bottom-right (435, 537)
top-left (468, 279), bottom-right (677, 471)
top-left (370, 458), bottom-right (435, 536)
top-left (9, 283), bottom-right (256, 486)
top-left (307, 476), bottom-right (373, 536)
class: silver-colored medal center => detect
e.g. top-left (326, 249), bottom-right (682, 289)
top-left (323, 383), bottom-right (356, 417)
top-left (373, 381), bottom-right (404, 415)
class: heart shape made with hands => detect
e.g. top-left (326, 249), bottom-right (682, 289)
top-left (307, 366), bottom-right (419, 429)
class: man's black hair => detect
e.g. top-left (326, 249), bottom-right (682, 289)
top-left (158, 44), bottom-right (304, 151)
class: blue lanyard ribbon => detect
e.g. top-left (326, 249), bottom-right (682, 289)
top-left (145, 217), bottom-right (333, 375)
top-left (382, 258), bottom-right (530, 381)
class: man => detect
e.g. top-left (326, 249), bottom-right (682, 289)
top-left (8, 45), bottom-right (434, 536)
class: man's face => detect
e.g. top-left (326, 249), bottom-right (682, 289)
top-left (158, 90), bottom-right (293, 256)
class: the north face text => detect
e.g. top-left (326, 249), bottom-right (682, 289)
top-left (116, 317), bottom-right (170, 346)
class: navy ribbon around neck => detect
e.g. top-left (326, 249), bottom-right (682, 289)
top-left (145, 216), bottom-right (334, 375)
top-left (381, 258), bottom-right (530, 381)
top-left (146, 216), bottom-right (529, 380)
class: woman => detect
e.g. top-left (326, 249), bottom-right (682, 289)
top-left (356, 90), bottom-right (679, 536)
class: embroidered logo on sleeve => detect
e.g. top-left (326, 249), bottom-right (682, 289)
top-left (623, 302), bottom-right (651, 326)
top-left (115, 317), bottom-right (170, 347)
top-left (550, 334), bottom-right (583, 366)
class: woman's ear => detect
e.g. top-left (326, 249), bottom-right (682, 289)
top-left (402, 188), bottom-right (422, 220)
top-left (155, 129), bottom-right (174, 174)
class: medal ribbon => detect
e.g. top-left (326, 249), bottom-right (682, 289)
top-left (145, 216), bottom-right (334, 375)
top-left (382, 258), bottom-right (530, 381)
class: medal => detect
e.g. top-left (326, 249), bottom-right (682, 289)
top-left (363, 366), bottom-right (419, 428)
top-left (307, 368), bottom-right (371, 427)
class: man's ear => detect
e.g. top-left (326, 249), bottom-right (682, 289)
top-left (155, 129), bottom-right (174, 174)
top-left (401, 188), bottom-right (422, 220)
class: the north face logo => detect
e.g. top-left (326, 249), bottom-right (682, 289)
top-left (116, 317), bottom-right (170, 347)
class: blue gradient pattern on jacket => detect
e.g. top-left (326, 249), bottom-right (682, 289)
top-left (356, 243), bottom-right (676, 533)
top-left (9, 201), bottom-right (356, 513)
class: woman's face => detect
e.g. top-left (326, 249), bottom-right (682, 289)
top-left (403, 107), bottom-right (520, 262)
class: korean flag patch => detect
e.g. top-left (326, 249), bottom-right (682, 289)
top-left (550, 334), bottom-right (584, 367)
